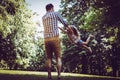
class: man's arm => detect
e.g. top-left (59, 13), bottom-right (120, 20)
top-left (56, 12), bottom-right (68, 27)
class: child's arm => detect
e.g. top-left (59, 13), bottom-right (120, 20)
top-left (58, 27), bottom-right (67, 33)
top-left (68, 37), bottom-right (75, 43)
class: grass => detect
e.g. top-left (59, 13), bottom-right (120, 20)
top-left (0, 70), bottom-right (119, 80)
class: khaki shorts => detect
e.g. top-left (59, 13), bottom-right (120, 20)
top-left (44, 36), bottom-right (61, 59)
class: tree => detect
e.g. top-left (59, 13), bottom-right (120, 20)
top-left (60, 0), bottom-right (120, 76)
top-left (0, 0), bottom-right (37, 70)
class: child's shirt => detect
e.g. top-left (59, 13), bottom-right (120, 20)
top-left (68, 33), bottom-right (80, 44)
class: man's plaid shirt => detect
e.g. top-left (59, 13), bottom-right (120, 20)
top-left (42, 11), bottom-right (67, 38)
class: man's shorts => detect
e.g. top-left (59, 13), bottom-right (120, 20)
top-left (44, 36), bottom-right (61, 59)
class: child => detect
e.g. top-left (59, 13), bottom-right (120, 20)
top-left (59, 25), bottom-right (94, 53)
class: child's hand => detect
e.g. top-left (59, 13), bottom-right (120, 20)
top-left (58, 27), bottom-right (67, 33)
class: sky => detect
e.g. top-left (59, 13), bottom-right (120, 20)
top-left (25, 0), bottom-right (61, 25)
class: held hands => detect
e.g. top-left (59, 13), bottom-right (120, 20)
top-left (58, 27), bottom-right (67, 33)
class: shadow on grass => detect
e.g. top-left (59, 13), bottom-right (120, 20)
top-left (0, 74), bottom-right (119, 80)
top-left (0, 70), bottom-right (119, 80)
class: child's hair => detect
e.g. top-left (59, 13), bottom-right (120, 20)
top-left (71, 25), bottom-right (79, 36)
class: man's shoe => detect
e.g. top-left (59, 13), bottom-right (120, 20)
top-left (57, 77), bottom-right (61, 80)
top-left (48, 76), bottom-right (52, 80)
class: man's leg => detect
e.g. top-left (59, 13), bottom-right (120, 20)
top-left (44, 40), bottom-right (53, 79)
top-left (53, 37), bottom-right (62, 79)
top-left (47, 58), bottom-right (52, 79)
top-left (57, 57), bottom-right (62, 79)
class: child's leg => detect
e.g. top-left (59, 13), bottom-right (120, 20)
top-left (82, 45), bottom-right (92, 53)
top-left (83, 34), bottom-right (94, 45)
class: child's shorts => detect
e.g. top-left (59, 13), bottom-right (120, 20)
top-left (76, 40), bottom-right (84, 45)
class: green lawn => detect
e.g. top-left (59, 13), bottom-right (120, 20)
top-left (0, 70), bottom-right (119, 80)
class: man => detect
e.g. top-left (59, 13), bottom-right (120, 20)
top-left (42, 3), bottom-right (68, 80)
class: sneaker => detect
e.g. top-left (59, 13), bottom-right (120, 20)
top-left (48, 76), bottom-right (52, 80)
top-left (48, 78), bottom-right (52, 80)
top-left (57, 77), bottom-right (61, 80)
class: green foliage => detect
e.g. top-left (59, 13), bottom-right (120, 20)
top-left (60, 0), bottom-right (120, 76)
top-left (0, 0), bottom-right (21, 38)
top-left (0, 0), bottom-right (46, 71)
top-left (0, 0), bottom-right (40, 70)
top-left (81, 7), bottom-right (104, 31)
top-left (93, 0), bottom-right (120, 25)
top-left (27, 39), bottom-right (46, 71)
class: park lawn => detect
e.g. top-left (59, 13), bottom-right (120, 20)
top-left (0, 70), bottom-right (119, 80)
